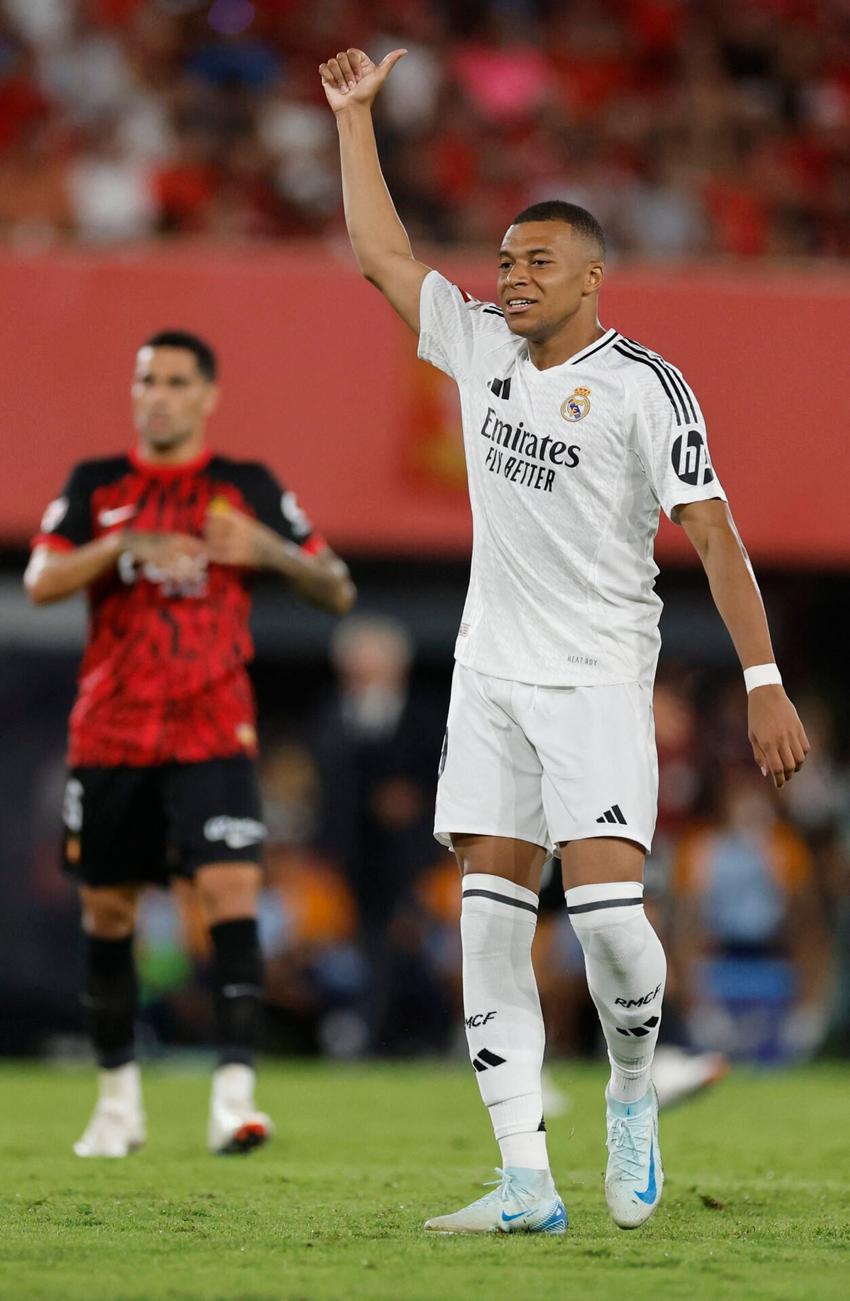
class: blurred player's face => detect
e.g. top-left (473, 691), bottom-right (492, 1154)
top-left (336, 630), bottom-right (410, 694)
top-left (131, 346), bottom-right (218, 457)
top-left (497, 221), bottom-right (603, 344)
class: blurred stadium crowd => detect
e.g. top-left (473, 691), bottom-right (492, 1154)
top-left (1, 0), bottom-right (849, 257)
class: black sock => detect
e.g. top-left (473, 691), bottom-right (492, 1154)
top-left (82, 934), bottom-right (137, 1069)
top-left (209, 918), bottom-right (264, 1068)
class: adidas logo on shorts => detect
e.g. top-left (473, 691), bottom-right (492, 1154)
top-left (596, 804), bottom-right (627, 825)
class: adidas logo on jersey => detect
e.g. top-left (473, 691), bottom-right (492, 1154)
top-left (596, 804), bottom-right (627, 825)
top-left (489, 376), bottom-right (512, 399)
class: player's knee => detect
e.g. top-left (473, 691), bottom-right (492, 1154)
top-left (203, 894), bottom-right (257, 927)
top-left (80, 890), bottom-right (137, 939)
top-left (195, 864), bottom-right (260, 926)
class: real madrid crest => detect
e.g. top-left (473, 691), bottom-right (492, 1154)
top-left (560, 386), bottom-right (591, 422)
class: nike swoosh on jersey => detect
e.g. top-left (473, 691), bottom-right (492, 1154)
top-left (635, 1141), bottom-right (657, 1204)
top-left (98, 504), bottom-right (138, 527)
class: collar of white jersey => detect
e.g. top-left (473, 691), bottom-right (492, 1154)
top-left (520, 327), bottom-right (620, 374)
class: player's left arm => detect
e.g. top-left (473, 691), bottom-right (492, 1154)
top-left (205, 504), bottom-right (355, 615)
top-left (203, 466), bottom-right (355, 615)
top-left (677, 497), bottom-right (810, 788)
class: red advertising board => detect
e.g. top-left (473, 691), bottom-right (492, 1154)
top-left (2, 246), bottom-right (848, 564)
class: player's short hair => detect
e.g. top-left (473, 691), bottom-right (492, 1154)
top-left (142, 330), bottom-right (218, 381)
top-left (510, 201), bottom-right (606, 259)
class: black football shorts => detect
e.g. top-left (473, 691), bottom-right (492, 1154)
top-left (61, 756), bottom-right (265, 887)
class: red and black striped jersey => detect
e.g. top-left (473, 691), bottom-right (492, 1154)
top-left (32, 448), bottom-right (325, 767)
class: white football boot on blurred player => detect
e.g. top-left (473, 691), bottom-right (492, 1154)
top-left (208, 1063), bottom-right (274, 1155)
top-left (652, 1045), bottom-right (729, 1110)
top-left (73, 1062), bottom-right (146, 1158)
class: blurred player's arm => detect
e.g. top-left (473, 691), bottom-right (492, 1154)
top-left (667, 842), bottom-right (711, 1016)
top-left (203, 505), bottom-right (355, 616)
top-left (677, 498), bottom-right (810, 788)
top-left (787, 871), bottom-right (831, 1006)
top-left (24, 532), bottom-right (205, 604)
top-left (320, 47), bottom-right (430, 332)
top-left (25, 534), bottom-right (125, 603)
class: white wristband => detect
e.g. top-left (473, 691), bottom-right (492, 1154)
top-left (744, 663), bottom-right (782, 694)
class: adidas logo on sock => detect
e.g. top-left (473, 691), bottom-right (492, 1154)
top-left (596, 804), bottom-right (627, 825)
top-left (472, 1047), bottom-right (506, 1072)
top-left (615, 1015), bottom-right (659, 1038)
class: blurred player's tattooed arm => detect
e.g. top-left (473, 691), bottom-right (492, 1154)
top-left (203, 502), bottom-right (355, 616)
top-left (320, 47), bottom-right (430, 333)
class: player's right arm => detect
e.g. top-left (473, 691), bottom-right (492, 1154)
top-left (25, 532), bottom-right (206, 604)
top-left (25, 533), bottom-right (126, 604)
top-left (24, 462), bottom-right (205, 604)
top-left (25, 462), bottom-right (118, 603)
top-left (320, 47), bottom-right (430, 332)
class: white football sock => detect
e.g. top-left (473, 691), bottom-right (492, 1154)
top-left (211, 1062), bottom-right (256, 1108)
top-left (97, 1061), bottom-right (142, 1110)
top-left (566, 881), bottom-right (666, 1104)
top-left (461, 874), bottom-right (549, 1170)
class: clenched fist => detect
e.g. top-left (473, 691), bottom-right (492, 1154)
top-left (748, 685), bottom-right (810, 789)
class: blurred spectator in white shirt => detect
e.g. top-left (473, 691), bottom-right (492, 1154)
top-left (67, 119), bottom-right (157, 244)
top-left (37, 7), bottom-right (131, 127)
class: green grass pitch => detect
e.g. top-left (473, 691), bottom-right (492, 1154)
top-left (0, 1060), bottom-right (847, 1300)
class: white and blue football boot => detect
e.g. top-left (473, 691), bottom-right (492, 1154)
top-left (605, 1085), bottom-right (663, 1228)
top-left (424, 1167), bottom-right (568, 1235)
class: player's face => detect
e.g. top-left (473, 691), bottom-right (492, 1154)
top-left (131, 347), bottom-right (218, 452)
top-left (497, 222), bottom-right (603, 342)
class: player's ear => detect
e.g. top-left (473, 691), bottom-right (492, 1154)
top-left (584, 261), bottom-right (604, 295)
top-left (203, 382), bottom-right (220, 417)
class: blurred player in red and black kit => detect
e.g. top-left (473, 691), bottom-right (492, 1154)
top-left (24, 331), bottom-right (356, 1158)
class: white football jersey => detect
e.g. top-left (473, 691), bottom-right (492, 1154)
top-left (418, 270), bottom-right (726, 688)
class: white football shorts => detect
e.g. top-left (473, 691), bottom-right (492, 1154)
top-left (434, 664), bottom-right (658, 854)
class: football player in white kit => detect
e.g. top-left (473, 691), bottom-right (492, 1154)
top-left (320, 47), bottom-right (810, 1235)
